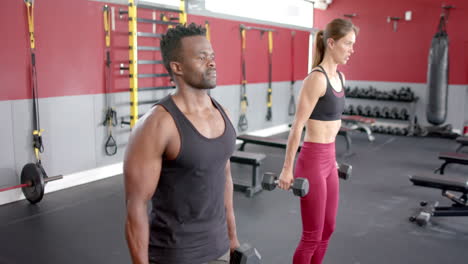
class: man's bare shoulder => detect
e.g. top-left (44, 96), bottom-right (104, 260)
top-left (132, 105), bottom-right (177, 136)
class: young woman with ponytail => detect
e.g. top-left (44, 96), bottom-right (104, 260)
top-left (278, 18), bottom-right (358, 264)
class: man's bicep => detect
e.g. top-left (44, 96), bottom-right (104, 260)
top-left (124, 117), bottom-right (168, 202)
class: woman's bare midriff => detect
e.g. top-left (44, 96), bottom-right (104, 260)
top-left (304, 119), bottom-right (342, 143)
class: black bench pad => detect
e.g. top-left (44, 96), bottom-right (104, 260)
top-left (409, 173), bottom-right (468, 193)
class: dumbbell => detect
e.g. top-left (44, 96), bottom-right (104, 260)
top-left (231, 243), bottom-right (261, 264)
top-left (262, 173), bottom-right (309, 197)
top-left (380, 126), bottom-right (390, 134)
top-left (381, 91), bottom-right (391, 100)
top-left (343, 105), bottom-right (350, 115)
top-left (398, 87), bottom-right (414, 101)
top-left (349, 87), bottom-right (359, 97)
top-left (391, 127), bottom-right (401, 135)
top-left (360, 88), bottom-right (370, 98)
top-left (347, 105), bottom-right (355, 115)
top-left (399, 108), bottom-right (409, 120)
top-left (344, 86), bottom-right (351, 95)
top-left (375, 90), bottom-right (383, 100)
top-left (381, 107), bottom-right (390, 118)
top-left (389, 89), bottom-right (399, 100)
top-left (364, 105), bottom-right (373, 117)
top-left (390, 107), bottom-right (400, 119)
top-left (356, 88), bottom-right (367, 98)
top-left (371, 106), bottom-right (381, 118)
top-left (356, 105), bottom-right (365, 116)
top-left (367, 86), bottom-right (377, 99)
top-left (337, 163), bottom-right (352, 180)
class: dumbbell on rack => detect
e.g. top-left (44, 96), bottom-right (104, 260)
top-left (347, 105), bottom-right (355, 115)
top-left (381, 107), bottom-right (390, 118)
top-left (390, 107), bottom-right (400, 119)
top-left (389, 89), bottom-right (399, 100)
top-left (399, 108), bottom-right (409, 120)
top-left (356, 105), bottom-right (365, 116)
top-left (371, 106), bottom-right (381, 118)
top-left (364, 105), bottom-right (373, 117)
top-left (398, 87), bottom-right (415, 101)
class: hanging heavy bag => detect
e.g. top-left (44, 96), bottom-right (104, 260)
top-left (426, 15), bottom-right (449, 125)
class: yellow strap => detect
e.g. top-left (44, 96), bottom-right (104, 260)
top-left (33, 129), bottom-right (44, 136)
top-left (103, 5), bottom-right (110, 48)
top-left (25, 1), bottom-right (35, 49)
top-left (241, 29), bottom-right (246, 50)
top-left (268, 31), bottom-right (273, 53)
top-left (240, 101), bottom-right (248, 112)
top-left (34, 148), bottom-right (41, 161)
top-left (205, 21), bottom-right (211, 41)
top-left (179, 0), bottom-right (187, 25)
top-left (161, 14), bottom-right (173, 29)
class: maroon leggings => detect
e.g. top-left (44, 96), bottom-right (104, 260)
top-left (293, 142), bottom-right (339, 264)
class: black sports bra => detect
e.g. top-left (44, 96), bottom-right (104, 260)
top-left (309, 65), bottom-right (345, 121)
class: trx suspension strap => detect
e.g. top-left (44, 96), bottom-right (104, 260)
top-left (102, 5), bottom-right (117, 155)
top-left (21, 0), bottom-right (52, 204)
top-left (1, 4), bottom-right (63, 203)
top-left (238, 25), bottom-right (248, 132)
top-left (25, 0), bottom-right (44, 163)
top-left (288, 31), bottom-right (296, 116)
top-left (266, 30), bottom-right (273, 121)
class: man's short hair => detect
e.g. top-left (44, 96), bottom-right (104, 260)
top-left (160, 23), bottom-right (207, 76)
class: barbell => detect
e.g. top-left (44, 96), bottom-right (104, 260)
top-left (0, 163), bottom-right (63, 204)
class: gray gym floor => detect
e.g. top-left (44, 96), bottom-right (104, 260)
top-left (1, 132), bottom-right (467, 264)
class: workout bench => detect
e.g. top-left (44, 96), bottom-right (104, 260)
top-left (341, 115), bottom-right (376, 142)
top-left (434, 152), bottom-right (468, 174)
top-left (456, 136), bottom-right (468, 152)
top-left (409, 173), bottom-right (468, 226)
top-left (230, 151), bottom-right (266, 197)
top-left (237, 135), bottom-right (300, 152)
top-left (237, 127), bottom-right (353, 156)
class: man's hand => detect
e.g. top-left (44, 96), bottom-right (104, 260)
top-left (230, 238), bottom-right (241, 252)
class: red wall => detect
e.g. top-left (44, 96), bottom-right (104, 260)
top-left (0, 0), bottom-right (309, 101)
top-left (2, 0), bottom-right (104, 101)
top-left (315, 0), bottom-right (468, 84)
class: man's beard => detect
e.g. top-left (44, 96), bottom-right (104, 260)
top-left (194, 70), bottom-right (216, 89)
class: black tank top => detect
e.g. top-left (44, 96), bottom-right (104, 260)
top-left (149, 95), bottom-right (236, 264)
top-left (309, 65), bottom-right (345, 121)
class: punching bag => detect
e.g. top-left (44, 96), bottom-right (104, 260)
top-left (426, 15), bottom-right (449, 125)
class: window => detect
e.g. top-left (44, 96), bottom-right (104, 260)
top-left (138, 0), bottom-right (179, 8)
top-left (205, 0), bottom-right (314, 28)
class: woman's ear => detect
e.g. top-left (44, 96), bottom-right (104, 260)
top-left (327, 38), bottom-right (335, 49)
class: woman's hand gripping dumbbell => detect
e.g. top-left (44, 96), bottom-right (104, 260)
top-left (262, 172), bottom-right (309, 197)
top-left (337, 162), bottom-right (352, 180)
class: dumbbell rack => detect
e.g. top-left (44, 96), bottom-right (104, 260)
top-left (345, 87), bottom-right (419, 136)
